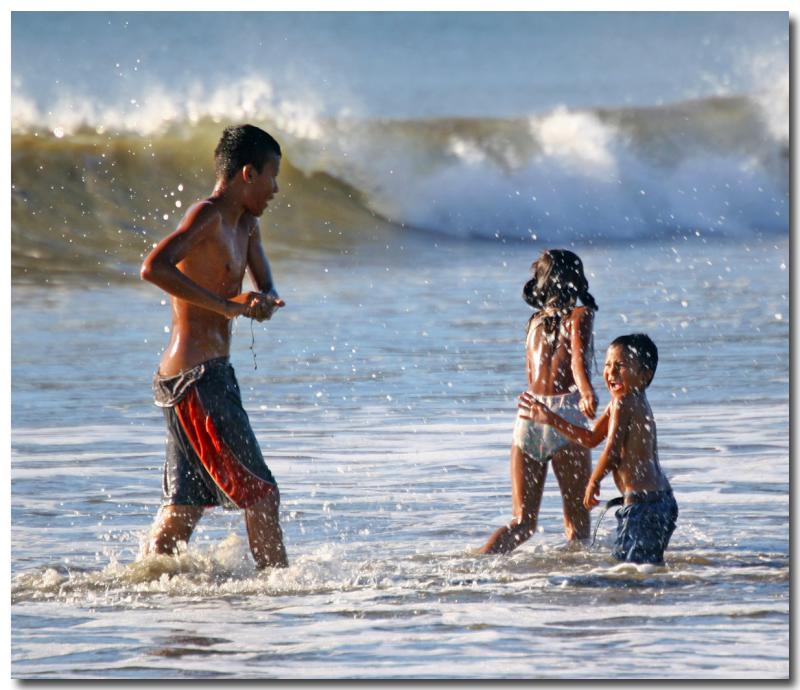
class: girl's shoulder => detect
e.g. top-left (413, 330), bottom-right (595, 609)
top-left (528, 307), bottom-right (553, 328)
top-left (567, 304), bottom-right (595, 326)
top-left (570, 304), bottom-right (595, 317)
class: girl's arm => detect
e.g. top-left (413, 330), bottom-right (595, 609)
top-left (521, 395), bottom-right (610, 448)
top-left (583, 399), bottom-right (628, 509)
top-left (570, 307), bottom-right (598, 418)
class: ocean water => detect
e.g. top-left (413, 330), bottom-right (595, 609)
top-left (10, 11), bottom-right (789, 680)
top-left (11, 237), bottom-right (789, 679)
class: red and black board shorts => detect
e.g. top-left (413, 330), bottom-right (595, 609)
top-left (152, 357), bottom-right (278, 510)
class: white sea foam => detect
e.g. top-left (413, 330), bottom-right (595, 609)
top-left (11, 74), bottom-right (327, 141)
top-left (532, 107), bottom-right (618, 178)
top-left (12, 82), bottom-right (788, 244)
top-left (744, 50), bottom-right (789, 145)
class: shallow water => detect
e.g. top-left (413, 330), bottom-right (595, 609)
top-left (10, 236), bottom-right (788, 678)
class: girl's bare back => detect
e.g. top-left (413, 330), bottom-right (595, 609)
top-left (527, 306), bottom-right (594, 398)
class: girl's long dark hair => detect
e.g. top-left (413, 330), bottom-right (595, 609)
top-left (523, 249), bottom-right (598, 334)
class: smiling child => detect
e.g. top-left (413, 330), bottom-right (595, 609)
top-left (522, 333), bottom-right (678, 565)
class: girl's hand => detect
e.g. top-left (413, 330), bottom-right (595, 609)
top-left (518, 392), bottom-right (549, 423)
top-left (579, 388), bottom-right (598, 419)
top-left (583, 479), bottom-right (601, 510)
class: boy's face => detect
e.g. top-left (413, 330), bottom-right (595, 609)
top-left (603, 344), bottom-right (649, 398)
top-left (244, 155), bottom-right (281, 216)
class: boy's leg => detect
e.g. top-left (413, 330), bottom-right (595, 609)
top-left (480, 444), bottom-right (548, 554)
top-left (145, 504), bottom-right (205, 556)
top-left (245, 491), bottom-right (288, 569)
top-left (551, 443), bottom-right (591, 541)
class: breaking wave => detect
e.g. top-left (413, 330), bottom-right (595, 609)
top-left (11, 78), bottom-right (788, 280)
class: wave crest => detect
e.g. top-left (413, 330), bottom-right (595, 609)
top-left (12, 74), bottom-right (329, 141)
top-left (11, 92), bottom-right (789, 279)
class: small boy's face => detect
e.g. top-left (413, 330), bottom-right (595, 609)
top-left (244, 156), bottom-right (281, 217)
top-left (603, 344), bottom-right (649, 398)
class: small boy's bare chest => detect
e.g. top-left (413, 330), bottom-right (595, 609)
top-left (620, 406), bottom-right (657, 462)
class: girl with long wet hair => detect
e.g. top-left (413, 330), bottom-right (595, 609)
top-left (480, 249), bottom-right (599, 553)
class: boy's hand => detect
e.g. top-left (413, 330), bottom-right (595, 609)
top-left (225, 292), bottom-right (254, 319)
top-left (226, 292), bottom-right (271, 321)
top-left (583, 479), bottom-right (601, 510)
top-left (229, 291), bottom-right (285, 321)
top-left (260, 289), bottom-right (285, 321)
top-left (518, 392), bottom-right (549, 424)
top-left (245, 294), bottom-right (271, 321)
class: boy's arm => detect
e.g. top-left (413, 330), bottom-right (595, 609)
top-left (521, 394), bottom-right (610, 448)
top-left (570, 306), bottom-right (598, 418)
top-left (583, 398), bottom-right (629, 509)
top-left (245, 217), bottom-right (285, 319)
top-left (141, 202), bottom-right (252, 319)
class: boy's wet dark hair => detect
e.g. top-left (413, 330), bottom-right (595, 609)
top-left (214, 124), bottom-right (282, 181)
top-left (610, 333), bottom-right (658, 386)
top-left (523, 249), bottom-right (598, 333)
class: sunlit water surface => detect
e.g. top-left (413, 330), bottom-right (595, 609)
top-left (11, 237), bottom-right (788, 678)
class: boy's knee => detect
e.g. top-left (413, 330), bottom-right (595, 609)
top-left (248, 489), bottom-right (281, 517)
top-left (264, 486), bottom-right (280, 507)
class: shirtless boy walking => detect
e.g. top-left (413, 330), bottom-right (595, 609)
top-left (140, 124), bottom-right (288, 568)
top-left (523, 333), bottom-right (678, 565)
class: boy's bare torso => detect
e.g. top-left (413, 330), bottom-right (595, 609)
top-left (612, 393), bottom-right (671, 498)
top-left (160, 199), bottom-right (256, 376)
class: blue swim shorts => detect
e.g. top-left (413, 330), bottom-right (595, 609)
top-left (612, 490), bottom-right (678, 565)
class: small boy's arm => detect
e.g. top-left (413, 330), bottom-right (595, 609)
top-left (584, 401), bottom-right (626, 508)
top-left (523, 395), bottom-right (610, 448)
top-left (548, 406), bottom-right (609, 448)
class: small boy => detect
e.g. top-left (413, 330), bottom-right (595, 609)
top-left (522, 333), bottom-right (678, 565)
top-left (140, 124), bottom-right (288, 569)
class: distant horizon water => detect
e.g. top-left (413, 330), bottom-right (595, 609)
top-left (11, 12), bottom-right (789, 121)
